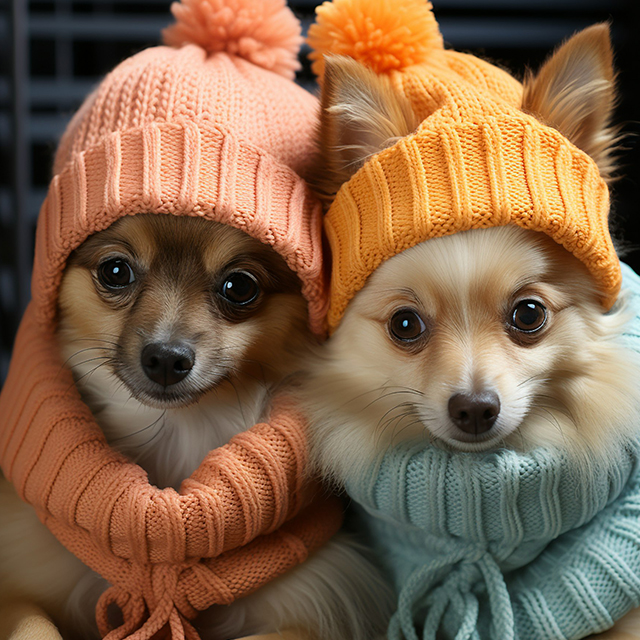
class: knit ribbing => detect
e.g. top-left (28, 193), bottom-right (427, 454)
top-left (0, 304), bottom-right (342, 638)
top-left (349, 447), bottom-right (633, 553)
top-left (325, 112), bottom-right (614, 333)
top-left (347, 439), bottom-right (635, 640)
top-left (33, 119), bottom-right (326, 333)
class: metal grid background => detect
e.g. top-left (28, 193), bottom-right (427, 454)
top-left (1, 0), bottom-right (640, 382)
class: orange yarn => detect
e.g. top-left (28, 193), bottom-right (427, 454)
top-left (308, 0), bottom-right (620, 334)
top-left (0, 315), bottom-right (340, 638)
top-left (307, 0), bottom-right (443, 78)
top-left (0, 1), bottom-right (341, 638)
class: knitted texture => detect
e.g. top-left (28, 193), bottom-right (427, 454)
top-left (307, 0), bottom-right (619, 333)
top-left (0, 306), bottom-right (342, 639)
top-left (342, 264), bottom-right (640, 640)
top-left (162, 0), bottom-right (303, 79)
top-left (0, 2), bottom-right (342, 638)
top-left (44, 0), bottom-right (327, 334)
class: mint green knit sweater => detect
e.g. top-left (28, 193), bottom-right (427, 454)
top-left (345, 263), bottom-right (640, 640)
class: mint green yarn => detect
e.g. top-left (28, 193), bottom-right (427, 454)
top-left (344, 263), bottom-right (640, 640)
top-left (348, 444), bottom-right (636, 640)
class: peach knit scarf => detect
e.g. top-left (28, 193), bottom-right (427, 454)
top-left (0, 306), bottom-right (342, 640)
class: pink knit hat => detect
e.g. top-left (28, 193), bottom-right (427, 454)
top-left (33, 0), bottom-right (327, 334)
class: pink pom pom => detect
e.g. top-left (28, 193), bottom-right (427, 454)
top-left (162, 0), bottom-right (303, 80)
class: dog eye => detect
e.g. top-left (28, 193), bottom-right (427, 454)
top-left (98, 259), bottom-right (135, 289)
top-left (511, 300), bottom-right (547, 333)
top-left (220, 271), bottom-right (260, 305)
top-left (389, 309), bottom-right (427, 342)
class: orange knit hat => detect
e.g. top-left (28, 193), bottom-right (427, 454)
top-left (34, 0), bottom-right (327, 334)
top-left (307, 0), bottom-right (619, 334)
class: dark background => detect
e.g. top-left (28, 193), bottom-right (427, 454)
top-left (1, 0), bottom-right (639, 382)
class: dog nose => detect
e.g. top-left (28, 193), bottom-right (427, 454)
top-left (448, 392), bottom-right (501, 435)
top-left (141, 343), bottom-right (195, 387)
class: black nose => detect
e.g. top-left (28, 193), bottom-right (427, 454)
top-left (140, 343), bottom-right (195, 387)
top-left (448, 391), bottom-right (501, 435)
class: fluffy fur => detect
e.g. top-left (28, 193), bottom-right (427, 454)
top-left (522, 23), bottom-right (620, 183)
top-left (305, 225), bottom-right (640, 481)
top-left (0, 214), bottom-right (392, 640)
top-left (302, 22), bottom-right (640, 639)
top-left (314, 55), bottom-right (418, 199)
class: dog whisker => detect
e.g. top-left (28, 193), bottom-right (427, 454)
top-left (528, 408), bottom-right (570, 446)
top-left (68, 360), bottom-right (115, 392)
top-left (67, 355), bottom-right (114, 371)
top-left (359, 388), bottom-right (425, 413)
top-left (110, 410), bottom-right (166, 443)
top-left (374, 401), bottom-right (422, 450)
top-left (64, 345), bottom-right (117, 363)
top-left (67, 337), bottom-right (120, 348)
top-left (517, 373), bottom-right (552, 389)
top-left (376, 409), bottom-right (426, 452)
top-left (392, 419), bottom-right (429, 443)
top-left (131, 412), bottom-right (168, 450)
top-left (534, 396), bottom-right (578, 428)
top-left (338, 385), bottom-right (425, 412)
top-left (375, 402), bottom-right (417, 432)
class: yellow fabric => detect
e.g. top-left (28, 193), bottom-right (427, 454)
top-left (308, 0), bottom-right (620, 334)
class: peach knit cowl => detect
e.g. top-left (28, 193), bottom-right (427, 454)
top-left (0, 1), bottom-right (341, 638)
top-left (0, 324), bottom-right (341, 639)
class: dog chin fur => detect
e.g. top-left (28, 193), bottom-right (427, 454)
top-left (303, 226), bottom-right (640, 487)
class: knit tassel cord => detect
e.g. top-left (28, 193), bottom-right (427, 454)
top-left (96, 567), bottom-right (200, 640)
top-left (389, 550), bottom-right (514, 640)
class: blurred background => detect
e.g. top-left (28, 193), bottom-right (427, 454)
top-left (0, 0), bottom-right (639, 382)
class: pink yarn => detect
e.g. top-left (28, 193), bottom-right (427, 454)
top-left (163, 0), bottom-right (303, 80)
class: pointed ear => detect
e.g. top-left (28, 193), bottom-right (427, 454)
top-left (314, 55), bottom-right (418, 200)
top-left (522, 23), bottom-right (619, 181)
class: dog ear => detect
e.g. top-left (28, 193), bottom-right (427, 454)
top-left (522, 23), bottom-right (618, 181)
top-left (315, 55), bottom-right (418, 200)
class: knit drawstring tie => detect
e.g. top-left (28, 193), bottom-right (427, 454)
top-left (96, 566), bottom-right (199, 640)
top-left (389, 549), bottom-right (514, 640)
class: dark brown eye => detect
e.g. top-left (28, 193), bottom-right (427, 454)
top-left (220, 271), bottom-right (260, 305)
top-left (389, 309), bottom-right (427, 342)
top-left (511, 300), bottom-right (547, 333)
top-left (98, 259), bottom-right (135, 289)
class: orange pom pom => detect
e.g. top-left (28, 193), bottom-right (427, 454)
top-left (307, 0), bottom-right (443, 78)
top-left (162, 0), bottom-right (303, 80)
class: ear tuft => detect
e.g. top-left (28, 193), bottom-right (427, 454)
top-left (522, 23), bottom-right (619, 182)
top-left (312, 55), bottom-right (418, 201)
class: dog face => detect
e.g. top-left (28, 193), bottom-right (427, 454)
top-left (58, 214), bottom-right (309, 410)
top-left (312, 226), bottom-right (637, 461)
